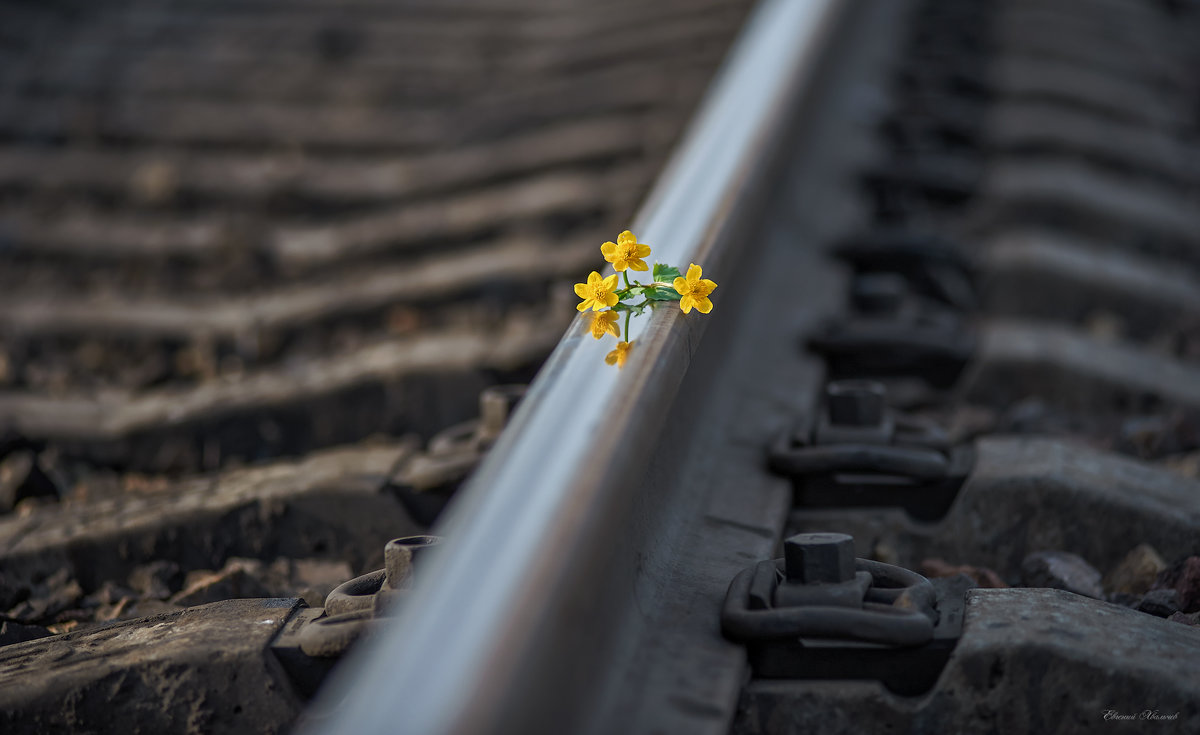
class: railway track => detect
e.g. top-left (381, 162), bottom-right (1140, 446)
top-left (0, 0), bottom-right (752, 472)
top-left (4, 0), bottom-right (1200, 732)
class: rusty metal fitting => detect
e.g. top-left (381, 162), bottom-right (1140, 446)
top-left (297, 609), bottom-right (375, 658)
top-left (306, 535), bottom-right (444, 659)
top-left (427, 384), bottom-right (527, 456)
top-left (384, 535), bottom-right (442, 591)
top-left (324, 569), bottom-right (386, 617)
top-left (478, 384), bottom-right (527, 443)
top-left (399, 384), bottom-right (528, 496)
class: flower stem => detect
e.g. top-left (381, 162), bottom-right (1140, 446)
top-left (624, 310), bottom-right (631, 340)
top-left (622, 271), bottom-right (632, 289)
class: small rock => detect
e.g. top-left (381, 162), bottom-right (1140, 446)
top-left (1001, 399), bottom-right (1049, 433)
top-left (945, 405), bottom-right (998, 443)
top-left (1160, 450), bottom-right (1200, 479)
top-left (0, 450), bottom-right (59, 514)
top-left (43, 575), bottom-right (84, 617)
top-left (291, 559), bottom-right (352, 587)
top-left (129, 159), bottom-right (179, 205)
top-left (1021, 551), bottom-right (1104, 599)
top-left (1174, 557), bottom-right (1200, 613)
top-left (1152, 556), bottom-right (1200, 613)
top-left (871, 543), bottom-right (899, 566)
top-left (170, 560), bottom-right (271, 607)
top-left (1108, 593), bottom-right (1140, 609)
top-left (1104, 544), bottom-right (1167, 597)
top-left (1085, 311), bottom-right (1125, 341)
top-left (128, 560), bottom-right (182, 600)
top-left (920, 558), bottom-right (1007, 588)
top-left (123, 599), bottom-right (183, 619)
top-left (1138, 588), bottom-right (1180, 618)
top-left (0, 620), bottom-right (53, 647)
top-left (86, 580), bottom-right (137, 608)
top-left (6, 598), bottom-right (48, 622)
top-left (289, 558), bottom-right (354, 607)
top-left (6, 571), bottom-right (82, 624)
top-left (1116, 415), bottom-right (1170, 459)
top-left (1167, 611), bottom-right (1200, 627)
top-left (94, 597), bottom-right (133, 623)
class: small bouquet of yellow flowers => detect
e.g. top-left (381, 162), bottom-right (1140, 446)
top-left (574, 230), bottom-right (717, 367)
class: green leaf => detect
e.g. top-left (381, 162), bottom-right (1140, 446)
top-left (652, 264), bottom-right (682, 283)
top-left (643, 286), bottom-right (682, 302)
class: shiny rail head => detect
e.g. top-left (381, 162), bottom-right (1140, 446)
top-left (300, 1), bottom-right (848, 734)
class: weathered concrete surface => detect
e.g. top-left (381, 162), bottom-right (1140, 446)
top-left (995, 16), bottom-right (1190, 93)
top-left (938, 438), bottom-right (1200, 575)
top-left (993, 56), bottom-right (1191, 129)
top-left (0, 312), bottom-right (560, 443)
top-left (979, 231), bottom-right (1200, 333)
top-left (970, 160), bottom-right (1200, 259)
top-left (0, 443), bottom-right (422, 598)
top-left (960, 320), bottom-right (1200, 414)
top-left (985, 100), bottom-right (1198, 186)
top-left (0, 598), bottom-right (305, 734)
top-left (789, 437), bottom-right (1200, 580)
top-left (0, 236), bottom-right (596, 341)
top-left (734, 589), bottom-right (1200, 734)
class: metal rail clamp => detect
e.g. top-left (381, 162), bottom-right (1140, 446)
top-left (767, 380), bottom-right (973, 520)
top-left (721, 532), bottom-right (970, 696)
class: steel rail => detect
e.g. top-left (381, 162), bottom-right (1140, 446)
top-left (304, 1), bottom-right (845, 732)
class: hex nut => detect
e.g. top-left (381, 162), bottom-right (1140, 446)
top-left (784, 532), bottom-right (856, 584)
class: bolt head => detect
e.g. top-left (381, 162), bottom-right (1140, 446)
top-left (784, 532), bottom-right (856, 584)
top-left (826, 380), bottom-right (886, 427)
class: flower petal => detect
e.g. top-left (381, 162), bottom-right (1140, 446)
top-left (587, 271), bottom-right (602, 286)
top-left (627, 258), bottom-right (649, 271)
top-left (602, 291), bottom-right (619, 307)
top-left (694, 296), bottom-right (713, 314)
top-left (634, 244), bottom-right (651, 258)
top-left (606, 341), bottom-right (631, 367)
top-left (698, 279), bottom-right (718, 295)
top-left (679, 295), bottom-right (695, 314)
top-left (601, 242), bottom-right (618, 259)
top-left (686, 263), bottom-right (702, 282)
top-left (672, 276), bottom-right (689, 294)
top-left (574, 283), bottom-right (589, 297)
top-left (601, 273), bottom-right (620, 291)
top-left (618, 230), bottom-right (635, 245)
top-left (577, 299), bottom-right (592, 312)
top-left (588, 314), bottom-right (604, 338)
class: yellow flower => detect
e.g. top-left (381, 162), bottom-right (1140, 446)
top-left (672, 263), bottom-right (717, 314)
top-left (606, 341), bottom-right (633, 367)
top-left (574, 271), bottom-right (620, 312)
top-left (600, 230), bottom-right (651, 272)
top-left (588, 310), bottom-right (620, 340)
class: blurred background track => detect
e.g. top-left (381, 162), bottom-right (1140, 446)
top-left (0, 0), bottom-right (755, 477)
